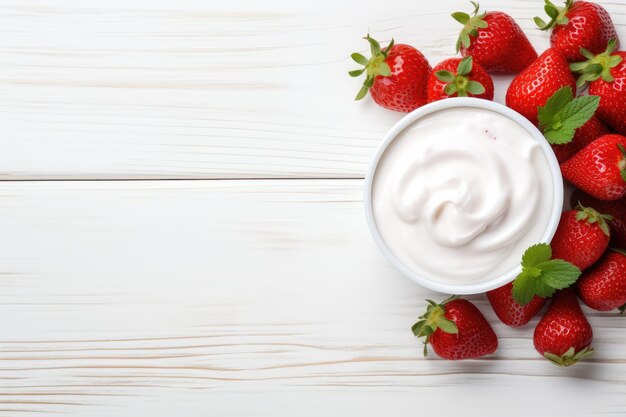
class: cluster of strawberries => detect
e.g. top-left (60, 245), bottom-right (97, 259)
top-left (350, 0), bottom-right (626, 365)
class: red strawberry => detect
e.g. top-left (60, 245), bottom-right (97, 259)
top-left (453, 2), bottom-right (537, 74)
top-left (551, 204), bottom-right (612, 270)
top-left (506, 49), bottom-right (576, 125)
top-left (577, 249), bottom-right (626, 312)
top-left (551, 116), bottom-right (612, 163)
top-left (571, 189), bottom-right (626, 247)
top-left (535, 0), bottom-right (620, 62)
top-left (534, 288), bottom-right (593, 366)
top-left (487, 282), bottom-right (547, 327)
top-left (412, 296), bottom-right (497, 360)
top-left (349, 35), bottom-right (431, 112)
top-left (561, 134), bottom-right (626, 201)
top-left (427, 56), bottom-right (494, 103)
top-left (571, 40), bottom-right (626, 134)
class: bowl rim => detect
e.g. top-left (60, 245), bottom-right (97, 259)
top-left (363, 97), bottom-right (564, 295)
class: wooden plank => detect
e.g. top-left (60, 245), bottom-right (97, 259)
top-left (1, 0), bottom-right (624, 179)
top-left (0, 179), bottom-right (625, 416)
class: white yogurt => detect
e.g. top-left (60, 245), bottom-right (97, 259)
top-left (371, 107), bottom-right (554, 285)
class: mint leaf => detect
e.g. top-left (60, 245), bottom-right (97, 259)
top-left (540, 91), bottom-right (600, 145)
top-left (537, 259), bottom-right (581, 289)
top-left (513, 243), bottom-right (581, 305)
top-left (521, 243), bottom-right (552, 269)
top-left (512, 271), bottom-right (538, 306)
top-left (538, 86), bottom-right (574, 131)
top-left (544, 127), bottom-right (576, 145)
top-left (534, 279), bottom-right (557, 298)
top-left (557, 95), bottom-right (600, 129)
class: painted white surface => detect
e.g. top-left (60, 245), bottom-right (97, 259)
top-left (2, 0), bottom-right (623, 179)
top-left (1, 0), bottom-right (626, 415)
top-left (1, 180), bottom-right (626, 417)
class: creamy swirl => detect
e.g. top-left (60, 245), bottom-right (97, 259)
top-left (372, 107), bottom-right (554, 285)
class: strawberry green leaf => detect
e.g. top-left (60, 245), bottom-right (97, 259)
top-left (545, 4), bottom-right (558, 19)
top-left (534, 17), bottom-right (548, 29)
top-left (571, 39), bottom-right (623, 87)
top-left (466, 81), bottom-right (485, 95)
top-left (435, 70), bottom-right (456, 83)
top-left (576, 203), bottom-right (614, 236)
top-left (452, 12), bottom-right (471, 24)
top-left (580, 48), bottom-right (595, 60)
top-left (411, 320), bottom-right (427, 336)
top-left (444, 83), bottom-right (458, 96)
top-left (457, 56), bottom-right (473, 76)
top-left (473, 19), bottom-right (488, 29)
top-left (351, 53), bottom-right (369, 65)
top-left (536, 260), bottom-right (581, 289)
top-left (437, 318), bottom-right (459, 334)
top-left (350, 35), bottom-right (395, 100)
top-left (461, 32), bottom-right (471, 49)
top-left (521, 243), bottom-right (552, 269)
top-left (544, 346), bottom-right (593, 367)
top-left (354, 85), bottom-right (369, 101)
top-left (453, 2), bottom-right (488, 52)
top-left (377, 62), bottom-right (391, 76)
top-left (412, 296), bottom-right (460, 356)
top-left (616, 144), bottom-right (626, 182)
top-left (365, 35), bottom-right (381, 56)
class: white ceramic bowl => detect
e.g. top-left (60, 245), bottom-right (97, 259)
top-left (363, 98), bottom-right (564, 295)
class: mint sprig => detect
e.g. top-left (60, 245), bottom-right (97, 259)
top-left (512, 243), bottom-right (582, 305)
top-left (538, 86), bottom-right (600, 145)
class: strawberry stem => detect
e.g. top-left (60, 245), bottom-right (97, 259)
top-left (435, 57), bottom-right (485, 97)
top-left (349, 35), bottom-right (395, 101)
top-left (570, 39), bottom-right (623, 87)
top-left (453, 2), bottom-right (488, 52)
top-left (535, 0), bottom-right (573, 31)
top-left (412, 296), bottom-right (459, 356)
top-left (544, 346), bottom-right (594, 367)
top-left (575, 202), bottom-right (614, 236)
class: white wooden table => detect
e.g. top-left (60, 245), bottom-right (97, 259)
top-left (1, 0), bottom-right (625, 415)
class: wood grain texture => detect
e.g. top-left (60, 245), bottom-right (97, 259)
top-left (0, 179), bottom-right (626, 416)
top-left (0, 0), bottom-right (623, 179)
